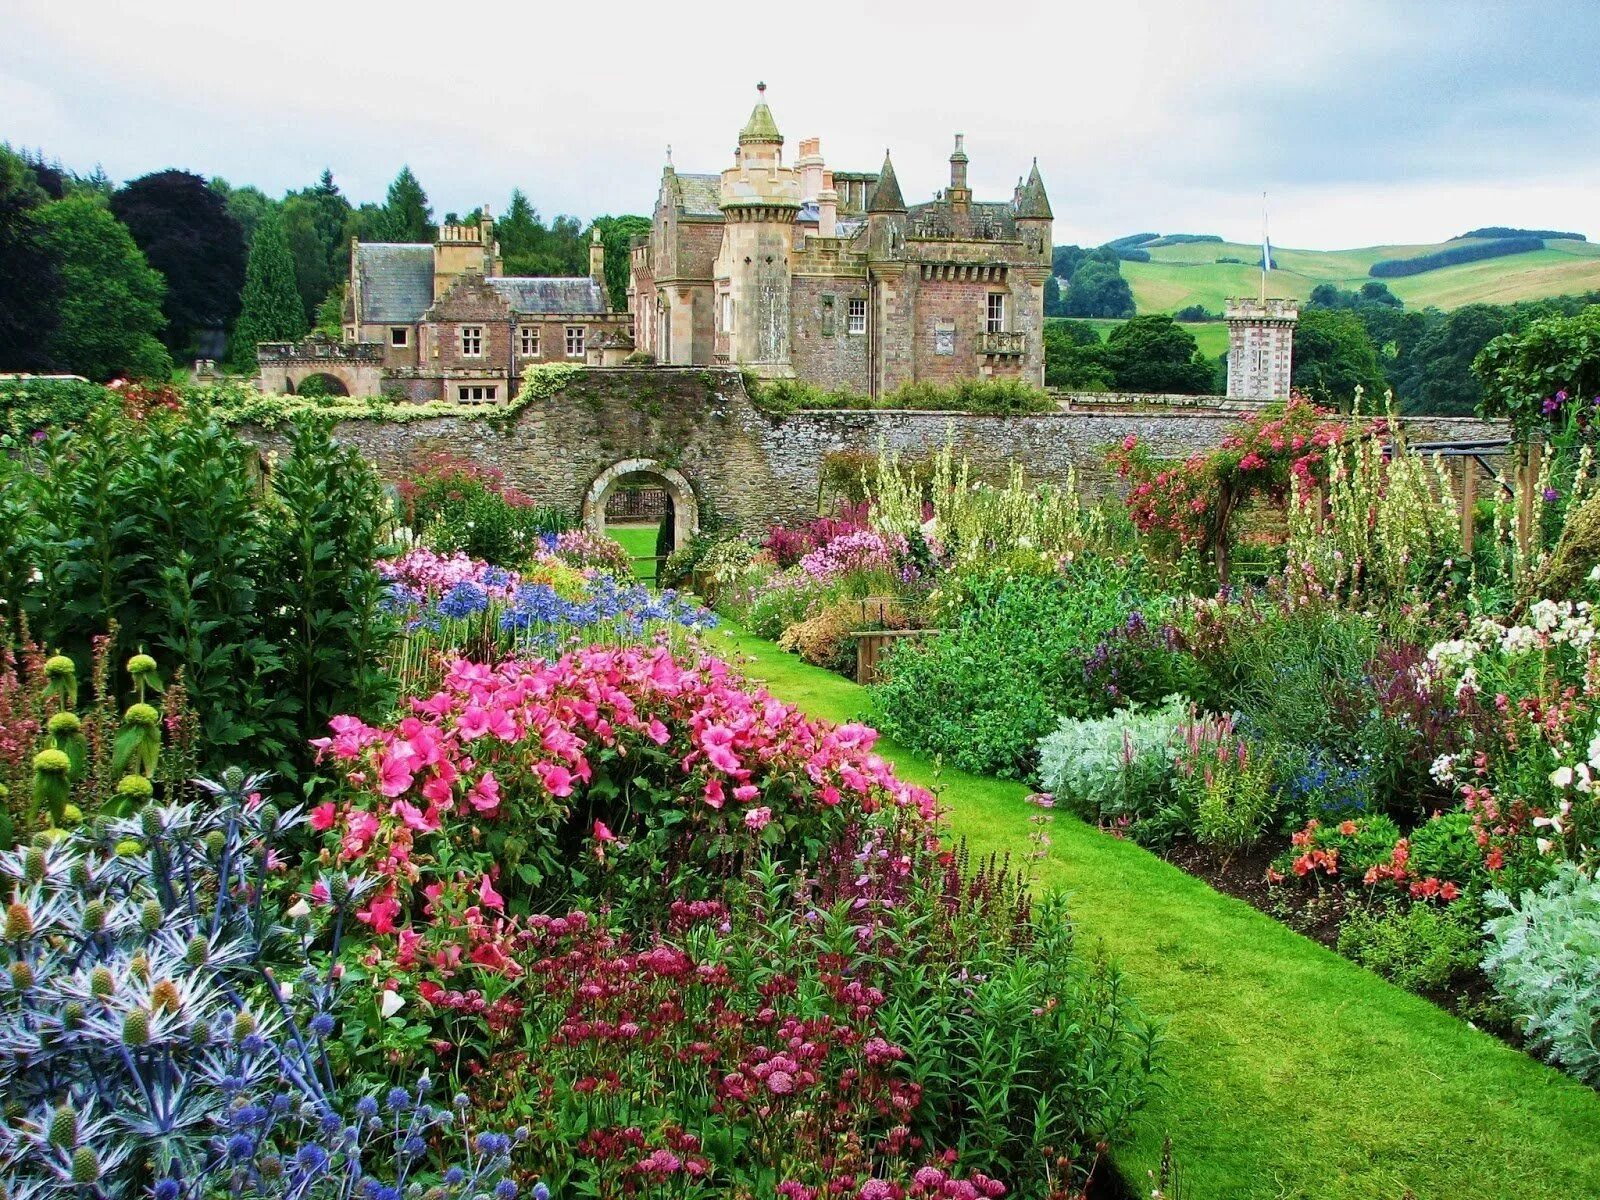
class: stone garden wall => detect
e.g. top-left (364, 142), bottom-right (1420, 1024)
top-left (240, 367), bottom-right (1510, 533)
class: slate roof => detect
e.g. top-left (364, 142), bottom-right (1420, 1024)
top-left (867, 152), bottom-right (906, 213)
top-left (671, 173), bottom-right (723, 217)
top-left (354, 244), bottom-right (434, 323)
top-left (487, 277), bottom-right (608, 315)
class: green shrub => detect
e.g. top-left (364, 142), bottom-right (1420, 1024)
top-left (0, 402), bottom-right (394, 781)
top-left (1338, 899), bottom-right (1486, 994)
top-left (1484, 864), bottom-right (1600, 1084)
top-left (0, 378), bottom-right (110, 437)
top-left (871, 561), bottom-right (1171, 779)
top-left (1408, 810), bottom-right (1485, 884)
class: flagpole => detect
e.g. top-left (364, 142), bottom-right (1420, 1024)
top-left (1261, 191), bottom-right (1269, 304)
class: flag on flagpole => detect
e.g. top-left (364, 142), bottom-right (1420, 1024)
top-left (1261, 192), bottom-right (1271, 301)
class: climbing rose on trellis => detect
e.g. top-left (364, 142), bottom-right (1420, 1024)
top-left (1107, 397), bottom-right (1363, 575)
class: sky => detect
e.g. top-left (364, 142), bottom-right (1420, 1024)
top-left (4, 0), bottom-right (1598, 251)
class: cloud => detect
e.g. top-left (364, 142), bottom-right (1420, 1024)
top-left (2, 0), bottom-right (1594, 248)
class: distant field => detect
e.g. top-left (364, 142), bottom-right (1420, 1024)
top-left (1070, 317), bottom-right (1230, 359)
top-left (1119, 236), bottom-right (1600, 314)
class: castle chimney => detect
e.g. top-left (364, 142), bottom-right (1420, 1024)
top-left (589, 226), bottom-right (606, 285)
top-left (798, 137), bottom-right (825, 204)
top-left (948, 133), bottom-right (971, 214)
top-left (818, 170), bottom-right (837, 238)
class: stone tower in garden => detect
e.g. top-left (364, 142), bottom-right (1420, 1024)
top-left (1225, 297), bottom-right (1298, 401)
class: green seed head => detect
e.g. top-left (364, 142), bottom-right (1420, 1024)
top-left (48, 1105), bottom-right (77, 1150)
top-left (204, 830), bottom-right (226, 859)
top-left (22, 846), bottom-right (46, 884)
top-left (9, 961), bottom-right (34, 991)
top-left (330, 874), bottom-right (351, 906)
top-left (124, 703), bottom-right (159, 728)
top-left (4, 901), bottom-right (33, 940)
top-left (151, 978), bottom-right (180, 1014)
top-left (70, 1146), bottom-right (100, 1184)
top-left (139, 808), bottom-right (162, 839)
top-left (63, 999), bottom-right (85, 1028)
top-left (186, 934), bottom-right (208, 969)
top-left (44, 655), bottom-right (75, 680)
top-left (32, 748), bottom-right (71, 776)
top-left (126, 654), bottom-right (157, 677)
top-left (114, 839), bottom-right (143, 857)
top-left (140, 901), bottom-right (162, 933)
top-left (46, 711), bottom-right (81, 736)
top-left (82, 899), bottom-right (106, 933)
top-left (117, 775), bottom-right (154, 800)
top-left (122, 1008), bottom-right (151, 1047)
top-left (232, 1009), bottom-right (257, 1042)
top-left (60, 804), bottom-right (82, 825)
top-left (89, 966), bottom-right (115, 999)
top-left (69, 860), bottom-right (90, 888)
top-left (129, 952), bottom-right (149, 983)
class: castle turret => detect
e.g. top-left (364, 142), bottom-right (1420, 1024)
top-left (715, 84), bottom-right (800, 375)
top-left (1225, 297), bottom-right (1298, 401)
top-left (866, 149), bottom-right (907, 260)
top-left (1014, 159), bottom-right (1053, 266)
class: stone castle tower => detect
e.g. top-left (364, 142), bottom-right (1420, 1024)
top-left (1225, 297), bottom-right (1297, 401)
top-left (713, 83), bottom-right (801, 373)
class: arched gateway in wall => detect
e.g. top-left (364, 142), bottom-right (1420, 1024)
top-left (582, 458), bottom-right (699, 552)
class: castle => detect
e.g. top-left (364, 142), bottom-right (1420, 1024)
top-left (259, 215), bottom-right (632, 402)
top-left (627, 86), bottom-right (1054, 396)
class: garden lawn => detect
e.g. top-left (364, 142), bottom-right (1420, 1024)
top-left (711, 624), bottom-right (1600, 1200)
top-left (605, 523), bottom-right (659, 583)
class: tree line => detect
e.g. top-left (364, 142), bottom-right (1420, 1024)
top-left (0, 146), bottom-right (647, 380)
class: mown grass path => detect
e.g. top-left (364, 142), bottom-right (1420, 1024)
top-left (710, 624), bottom-right (1600, 1200)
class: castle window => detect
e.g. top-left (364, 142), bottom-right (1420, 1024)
top-left (847, 298), bottom-right (866, 335)
top-left (986, 294), bottom-right (1006, 334)
top-left (390, 327), bottom-right (409, 347)
top-left (459, 326), bottom-right (483, 357)
top-left (565, 326), bottom-right (586, 358)
top-left (519, 326), bottom-right (541, 357)
top-left (720, 293), bottom-right (733, 334)
top-left (456, 385), bottom-right (498, 404)
top-left (344, 326), bottom-right (355, 341)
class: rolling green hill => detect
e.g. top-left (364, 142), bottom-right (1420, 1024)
top-left (1119, 236), bottom-right (1600, 314)
top-left (1077, 316), bottom-right (1230, 358)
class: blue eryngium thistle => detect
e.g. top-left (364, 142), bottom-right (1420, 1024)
top-left (0, 770), bottom-right (524, 1198)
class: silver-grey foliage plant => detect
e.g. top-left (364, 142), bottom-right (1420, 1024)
top-left (1483, 863), bottom-right (1600, 1085)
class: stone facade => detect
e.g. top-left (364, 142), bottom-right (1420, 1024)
top-left (629, 89), bottom-right (1052, 398)
top-left (257, 216), bottom-right (632, 402)
top-left (257, 337), bottom-right (385, 396)
top-left (1226, 298), bottom-right (1298, 400)
top-left (239, 368), bottom-right (1509, 547)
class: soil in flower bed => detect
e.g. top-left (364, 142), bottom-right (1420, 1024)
top-left (1158, 838), bottom-right (1521, 1051)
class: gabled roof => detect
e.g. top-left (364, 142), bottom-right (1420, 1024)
top-left (867, 151), bottom-right (906, 213)
top-left (669, 172), bottom-right (723, 218)
top-left (1016, 159), bottom-right (1053, 219)
top-left (354, 243), bottom-right (433, 323)
top-left (487, 277), bottom-right (607, 315)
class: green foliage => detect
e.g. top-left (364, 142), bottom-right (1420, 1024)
top-left (1064, 255), bottom-right (1135, 319)
top-left (588, 214), bottom-right (652, 311)
top-left (496, 187), bottom-right (586, 276)
top-left (282, 170), bottom-right (351, 324)
top-left (0, 378), bottom-right (112, 438)
top-left (1475, 305), bottom-right (1600, 436)
top-left (35, 195), bottom-right (172, 380)
top-left (1370, 237), bottom-right (1544, 279)
top-left (208, 177), bottom-right (276, 247)
top-left (1189, 747), bottom-right (1277, 853)
top-left (109, 169), bottom-right (245, 357)
top-left (0, 146), bottom-right (64, 371)
top-left (1043, 320), bottom-right (1114, 389)
top-left (748, 375), bottom-right (1053, 415)
top-left (1337, 899), bottom-right (1486, 994)
top-left (1407, 810), bottom-right (1485, 884)
top-left (382, 166), bottom-right (433, 243)
top-left (1102, 315), bottom-right (1214, 394)
top-left (0, 403), bottom-right (394, 780)
top-left (870, 561), bottom-right (1170, 779)
top-left (1485, 864), bottom-right (1600, 1084)
top-left (229, 207), bottom-right (307, 370)
top-left (1290, 307), bottom-right (1387, 408)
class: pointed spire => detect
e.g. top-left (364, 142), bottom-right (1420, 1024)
top-left (867, 149), bottom-right (906, 213)
top-left (1016, 157), bottom-right (1052, 219)
top-left (739, 82), bottom-right (783, 146)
